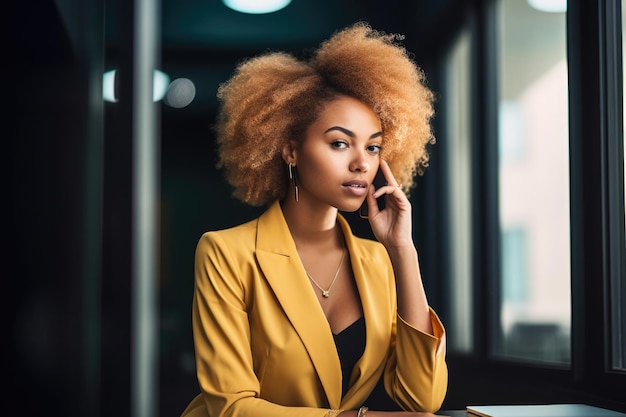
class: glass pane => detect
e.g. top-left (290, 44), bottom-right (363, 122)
top-left (615, 0), bottom-right (626, 370)
top-left (496, 0), bottom-right (571, 364)
top-left (445, 29), bottom-right (473, 354)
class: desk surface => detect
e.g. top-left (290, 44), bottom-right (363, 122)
top-left (439, 411), bottom-right (467, 417)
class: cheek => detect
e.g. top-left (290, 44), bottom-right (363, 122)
top-left (299, 161), bottom-right (330, 185)
top-left (297, 156), bottom-right (339, 188)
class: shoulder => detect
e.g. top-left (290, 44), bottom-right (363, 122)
top-left (196, 217), bottom-right (259, 255)
top-left (196, 202), bottom-right (281, 250)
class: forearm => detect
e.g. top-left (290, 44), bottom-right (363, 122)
top-left (387, 245), bottom-right (433, 335)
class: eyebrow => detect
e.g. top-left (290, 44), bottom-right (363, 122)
top-left (324, 126), bottom-right (383, 139)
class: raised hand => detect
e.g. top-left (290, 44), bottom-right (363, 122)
top-left (365, 159), bottom-right (414, 249)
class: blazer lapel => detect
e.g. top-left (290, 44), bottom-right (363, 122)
top-left (337, 215), bottom-right (392, 404)
top-left (254, 201), bottom-right (343, 408)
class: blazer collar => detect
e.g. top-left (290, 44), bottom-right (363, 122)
top-left (255, 201), bottom-right (390, 408)
top-left (255, 201), bottom-right (342, 407)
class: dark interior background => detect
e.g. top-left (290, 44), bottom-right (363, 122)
top-left (9, 1), bottom-right (624, 417)
top-left (6, 1), bottom-right (462, 415)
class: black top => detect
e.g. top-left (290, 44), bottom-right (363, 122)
top-left (333, 316), bottom-right (366, 397)
top-left (333, 316), bottom-right (402, 410)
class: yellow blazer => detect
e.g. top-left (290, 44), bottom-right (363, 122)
top-left (181, 201), bottom-right (447, 417)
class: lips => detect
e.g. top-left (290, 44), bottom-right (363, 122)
top-left (342, 180), bottom-right (369, 197)
top-left (342, 180), bottom-right (368, 189)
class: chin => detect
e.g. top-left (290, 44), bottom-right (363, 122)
top-left (336, 202), bottom-right (364, 213)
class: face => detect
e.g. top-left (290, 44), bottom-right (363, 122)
top-left (289, 95), bottom-right (383, 212)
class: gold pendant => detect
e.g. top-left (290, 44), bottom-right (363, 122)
top-left (322, 290), bottom-right (330, 298)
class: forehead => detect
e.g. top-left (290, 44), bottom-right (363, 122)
top-left (311, 95), bottom-right (382, 132)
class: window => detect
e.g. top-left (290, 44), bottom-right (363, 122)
top-left (495, 0), bottom-right (570, 365)
top-left (444, 28), bottom-right (473, 354)
top-left (439, 0), bottom-right (626, 410)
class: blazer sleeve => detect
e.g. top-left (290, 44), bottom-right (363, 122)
top-left (383, 308), bottom-right (448, 412)
top-left (188, 232), bottom-right (343, 417)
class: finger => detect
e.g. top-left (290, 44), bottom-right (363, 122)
top-left (378, 159), bottom-right (400, 187)
top-left (365, 184), bottom-right (382, 217)
top-left (372, 183), bottom-right (405, 199)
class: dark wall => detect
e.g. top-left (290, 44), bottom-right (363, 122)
top-left (6, 1), bottom-right (104, 415)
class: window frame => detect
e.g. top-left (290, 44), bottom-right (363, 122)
top-left (568, 0), bottom-right (625, 395)
top-left (605, 0), bottom-right (626, 373)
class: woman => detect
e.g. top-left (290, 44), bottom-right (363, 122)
top-left (181, 22), bottom-right (448, 417)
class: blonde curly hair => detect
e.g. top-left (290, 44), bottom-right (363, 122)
top-left (215, 22), bottom-right (435, 206)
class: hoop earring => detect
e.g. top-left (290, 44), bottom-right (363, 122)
top-left (288, 163), bottom-right (299, 202)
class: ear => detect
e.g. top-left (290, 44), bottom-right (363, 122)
top-left (281, 140), bottom-right (298, 165)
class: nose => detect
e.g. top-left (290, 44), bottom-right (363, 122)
top-left (349, 151), bottom-right (370, 173)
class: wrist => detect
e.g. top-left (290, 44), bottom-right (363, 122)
top-left (386, 244), bottom-right (418, 260)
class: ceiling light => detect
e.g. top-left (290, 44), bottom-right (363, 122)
top-left (153, 70), bottom-right (170, 102)
top-left (222, 0), bottom-right (291, 14)
top-left (164, 78), bottom-right (196, 108)
top-left (102, 69), bottom-right (170, 103)
top-left (527, 0), bottom-right (567, 13)
top-left (103, 70), bottom-right (118, 103)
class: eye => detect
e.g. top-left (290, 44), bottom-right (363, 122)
top-left (331, 140), bottom-right (348, 149)
top-left (367, 144), bottom-right (382, 154)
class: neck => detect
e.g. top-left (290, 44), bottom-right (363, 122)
top-left (281, 197), bottom-right (342, 250)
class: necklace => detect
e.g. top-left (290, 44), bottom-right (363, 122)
top-left (305, 248), bottom-right (346, 298)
